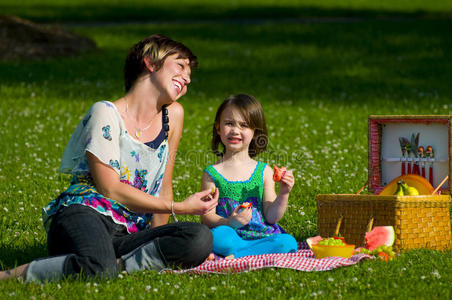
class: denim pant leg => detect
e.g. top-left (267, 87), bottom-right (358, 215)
top-left (47, 205), bottom-right (118, 278)
top-left (114, 222), bottom-right (212, 269)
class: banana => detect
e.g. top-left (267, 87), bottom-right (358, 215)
top-left (394, 181), bottom-right (404, 196)
top-left (380, 175), bottom-right (432, 196)
top-left (398, 180), bottom-right (420, 196)
top-left (406, 186), bottom-right (420, 196)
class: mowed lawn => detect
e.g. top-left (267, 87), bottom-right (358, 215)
top-left (0, 1), bottom-right (451, 298)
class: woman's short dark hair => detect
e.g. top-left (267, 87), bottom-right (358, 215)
top-left (124, 34), bottom-right (198, 92)
top-left (212, 94), bottom-right (268, 158)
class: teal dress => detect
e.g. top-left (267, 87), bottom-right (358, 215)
top-left (205, 162), bottom-right (297, 257)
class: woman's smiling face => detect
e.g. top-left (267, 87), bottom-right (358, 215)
top-left (152, 53), bottom-right (192, 102)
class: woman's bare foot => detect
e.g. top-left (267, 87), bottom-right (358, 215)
top-left (206, 253), bottom-right (215, 261)
top-left (0, 264), bottom-right (28, 280)
top-left (225, 254), bottom-right (235, 260)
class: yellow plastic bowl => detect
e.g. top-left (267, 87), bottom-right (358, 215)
top-left (311, 244), bottom-right (355, 259)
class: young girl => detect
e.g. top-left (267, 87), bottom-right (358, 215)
top-left (201, 94), bottom-right (297, 258)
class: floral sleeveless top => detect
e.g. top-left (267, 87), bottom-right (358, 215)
top-left (204, 161), bottom-right (285, 240)
top-left (42, 101), bottom-right (169, 233)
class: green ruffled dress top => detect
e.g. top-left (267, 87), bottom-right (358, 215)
top-left (204, 161), bottom-right (285, 240)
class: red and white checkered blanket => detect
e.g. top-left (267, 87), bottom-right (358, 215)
top-left (172, 242), bottom-right (372, 274)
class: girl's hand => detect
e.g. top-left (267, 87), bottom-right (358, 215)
top-left (179, 188), bottom-right (218, 215)
top-left (279, 169), bottom-right (295, 195)
top-left (228, 205), bottom-right (252, 228)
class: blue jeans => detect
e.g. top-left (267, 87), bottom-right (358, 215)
top-left (46, 204), bottom-right (212, 278)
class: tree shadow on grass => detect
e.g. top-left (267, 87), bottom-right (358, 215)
top-left (0, 244), bottom-right (48, 269)
top-left (1, 3), bottom-right (450, 24)
top-left (0, 17), bottom-right (450, 105)
top-left (0, 6), bottom-right (452, 108)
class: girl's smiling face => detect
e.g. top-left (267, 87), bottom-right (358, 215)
top-left (151, 53), bottom-right (191, 102)
top-left (216, 105), bottom-right (255, 155)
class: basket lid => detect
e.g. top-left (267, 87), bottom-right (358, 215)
top-left (368, 115), bottom-right (452, 195)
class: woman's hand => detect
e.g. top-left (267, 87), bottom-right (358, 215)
top-left (278, 169), bottom-right (295, 195)
top-left (177, 188), bottom-right (218, 215)
top-left (227, 205), bottom-right (252, 229)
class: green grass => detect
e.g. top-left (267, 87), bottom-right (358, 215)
top-left (1, 1), bottom-right (452, 298)
top-left (2, 0), bottom-right (452, 23)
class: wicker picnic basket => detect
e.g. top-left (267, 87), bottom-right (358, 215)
top-left (316, 116), bottom-right (452, 252)
top-left (316, 194), bottom-right (451, 252)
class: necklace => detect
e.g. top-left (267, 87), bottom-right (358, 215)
top-left (125, 100), bottom-right (155, 138)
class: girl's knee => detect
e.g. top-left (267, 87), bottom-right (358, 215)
top-left (278, 234), bottom-right (298, 253)
top-left (211, 225), bottom-right (240, 256)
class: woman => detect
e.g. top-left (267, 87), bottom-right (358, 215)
top-left (0, 34), bottom-right (218, 283)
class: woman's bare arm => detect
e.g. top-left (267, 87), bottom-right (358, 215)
top-left (151, 102), bottom-right (184, 227)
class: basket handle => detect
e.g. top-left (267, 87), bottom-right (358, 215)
top-left (361, 216), bottom-right (375, 247)
top-left (334, 215), bottom-right (343, 236)
top-left (432, 175), bottom-right (448, 195)
top-left (366, 216), bottom-right (374, 233)
top-left (335, 215), bottom-right (374, 245)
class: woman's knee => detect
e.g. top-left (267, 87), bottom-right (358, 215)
top-left (157, 222), bottom-right (213, 269)
top-left (182, 223), bottom-right (213, 256)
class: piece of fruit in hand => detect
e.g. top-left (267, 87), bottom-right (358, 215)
top-left (201, 187), bottom-right (216, 201)
top-left (273, 165), bottom-right (287, 182)
top-left (240, 202), bottom-right (252, 208)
